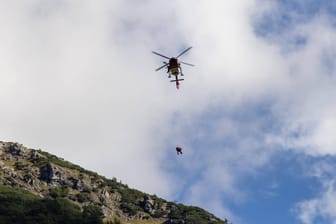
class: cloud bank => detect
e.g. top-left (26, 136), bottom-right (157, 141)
top-left (1, 0), bottom-right (336, 223)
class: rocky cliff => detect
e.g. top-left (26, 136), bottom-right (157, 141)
top-left (0, 141), bottom-right (228, 224)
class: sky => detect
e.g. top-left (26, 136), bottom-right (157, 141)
top-left (1, 0), bottom-right (336, 223)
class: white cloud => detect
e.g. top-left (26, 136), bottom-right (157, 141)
top-left (294, 181), bottom-right (336, 224)
top-left (2, 0), bottom-right (336, 222)
top-left (265, 15), bottom-right (336, 156)
top-left (292, 158), bottom-right (336, 224)
top-left (0, 0), bottom-right (177, 196)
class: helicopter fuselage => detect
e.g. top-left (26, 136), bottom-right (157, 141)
top-left (168, 58), bottom-right (180, 74)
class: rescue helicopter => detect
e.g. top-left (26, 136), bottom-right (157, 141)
top-left (152, 47), bottom-right (194, 89)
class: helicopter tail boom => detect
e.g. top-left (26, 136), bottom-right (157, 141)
top-left (170, 79), bottom-right (184, 82)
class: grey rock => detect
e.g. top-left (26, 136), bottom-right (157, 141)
top-left (31, 151), bottom-right (42, 160)
top-left (40, 163), bottom-right (65, 185)
top-left (6, 142), bottom-right (24, 156)
top-left (70, 177), bottom-right (84, 190)
top-left (143, 196), bottom-right (158, 215)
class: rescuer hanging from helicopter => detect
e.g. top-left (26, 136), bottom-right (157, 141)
top-left (176, 146), bottom-right (183, 155)
top-left (152, 47), bottom-right (193, 155)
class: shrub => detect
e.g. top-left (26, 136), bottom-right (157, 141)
top-left (0, 184), bottom-right (97, 224)
top-left (120, 202), bottom-right (141, 216)
top-left (14, 161), bottom-right (26, 170)
top-left (82, 205), bottom-right (104, 224)
top-left (105, 217), bottom-right (122, 224)
top-left (49, 186), bottom-right (69, 198)
top-left (76, 192), bottom-right (91, 203)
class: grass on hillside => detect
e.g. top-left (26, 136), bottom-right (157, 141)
top-left (104, 216), bottom-right (165, 224)
top-left (125, 219), bottom-right (165, 224)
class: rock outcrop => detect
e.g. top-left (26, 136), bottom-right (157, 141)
top-left (0, 141), bottom-right (227, 224)
top-left (0, 141), bottom-right (122, 217)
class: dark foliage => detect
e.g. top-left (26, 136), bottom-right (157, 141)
top-left (35, 150), bottom-right (100, 177)
top-left (76, 192), bottom-right (91, 203)
top-left (82, 204), bottom-right (104, 224)
top-left (14, 161), bottom-right (27, 170)
top-left (0, 184), bottom-right (103, 224)
top-left (119, 187), bottom-right (144, 215)
top-left (167, 203), bottom-right (228, 224)
top-left (49, 186), bottom-right (69, 198)
top-left (2, 144), bottom-right (229, 223)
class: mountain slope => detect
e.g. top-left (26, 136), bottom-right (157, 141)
top-left (0, 141), bottom-right (228, 224)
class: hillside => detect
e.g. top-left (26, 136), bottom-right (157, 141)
top-left (0, 141), bottom-right (228, 224)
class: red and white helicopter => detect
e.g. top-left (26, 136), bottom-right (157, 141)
top-left (152, 47), bottom-right (194, 89)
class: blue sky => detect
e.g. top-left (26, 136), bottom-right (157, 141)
top-left (255, 0), bottom-right (336, 36)
top-left (230, 151), bottom-right (322, 224)
top-left (1, 1), bottom-right (336, 224)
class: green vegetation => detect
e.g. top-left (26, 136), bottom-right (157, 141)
top-left (14, 161), bottom-right (28, 170)
top-left (124, 219), bottom-right (164, 224)
top-left (168, 203), bottom-right (228, 224)
top-left (76, 192), bottom-right (91, 203)
top-left (33, 150), bottom-right (132, 189)
top-left (31, 150), bottom-right (126, 190)
top-left (104, 217), bottom-right (123, 224)
top-left (49, 186), bottom-right (69, 198)
top-left (0, 184), bottom-right (104, 224)
top-left (1, 144), bottom-right (228, 223)
top-left (151, 194), bottom-right (166, 207)
top-left (119, 187), bottom-right (145, 215)
top-left (33, 150), bottom-right (100, 177)
top-left (151, 209), bottom-right (168, 218)
top-left (82, 204), bottom-right (104, 224)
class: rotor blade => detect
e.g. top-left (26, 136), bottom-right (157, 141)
top-left (176, 46), bottom-right (192, 58)
top-left (155, 64), bottom-right (168, 71)
top-left (180, 61), bottom-right (195, 66)
top-left (152, 51), bottom-right (170, 60)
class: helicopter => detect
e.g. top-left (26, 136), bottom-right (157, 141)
top-left (152, 47), bottom-right (194, 89)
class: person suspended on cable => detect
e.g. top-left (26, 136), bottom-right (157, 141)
top-left (176, 146), bottom-right (183, 155)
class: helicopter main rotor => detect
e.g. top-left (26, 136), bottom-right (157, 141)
top-left (176, 46), bottom-right (192, 59)
top-left (151, 51), bottom-right (170, 60)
